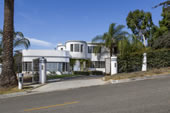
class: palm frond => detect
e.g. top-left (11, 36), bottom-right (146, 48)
top-left (97, 49), bottom-right (110, 60)
top-left (14, 37), bottom-right (30, 49)
top-left (108, 23), bottom-right (116, 36)
top-left (153, 0), bottom-right (170, 8)
top-left (92, 35), bottom-right (103, 43)
top-left (14, 32), bottom-right (24, 39)
top-left (114, 25), bottom-right (125, 34)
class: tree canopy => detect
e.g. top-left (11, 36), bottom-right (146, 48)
top-left (151, 0), bottom-right (170, 49)
top-left (126, 10), bottom-right (153, 46)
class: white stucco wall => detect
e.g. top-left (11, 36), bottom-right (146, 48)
top-left (22, 50), bottom-right (70, 63)
top-left (65, 41), bottom-right (87, 59)
top-left (57, 45), bottom-right (66, 51)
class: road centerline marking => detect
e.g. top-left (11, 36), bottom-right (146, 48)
top-left (24, 101), bottom-right (79, 112)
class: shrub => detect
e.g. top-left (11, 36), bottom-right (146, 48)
top-left (118, 53), bottom-right (143, 73)
top-left (118, 49), bottom-right (170, 73)
top-left (147, 49), bottom-right (170, 69)
top-left (90, 71), bottom-right (103, 75)
top-left (73, 71), bottom-right (90, 76)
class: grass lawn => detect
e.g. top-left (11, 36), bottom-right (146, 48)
top-left (0, 86), bottom-right (33, 95)
top-left (104, 67), bottom-right (170, 81)
top-left (0, 87), bottom-right (21, 95)
top-left (47, 74), bottom-right (79, 80)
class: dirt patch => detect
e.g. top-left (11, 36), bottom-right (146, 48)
top-left (104, 67), bottom-right (170, 81)
top-left (0, 86), bottom-right (33, 95)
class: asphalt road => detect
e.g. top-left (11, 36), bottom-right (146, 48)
top-left (0, 75), bottom-right (170, 113)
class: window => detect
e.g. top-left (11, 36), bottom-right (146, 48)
top-left (81, 45), bottom-right (83, 52)
top-left (88, 46), bottom-right (101, 53)
top-left (74, 44), bottom-right (79, 52)
top-left (46, 62), bottom-right (69, 72)
top-left (70, 44), bottom-right (73, 52)
top-left (46, 62), bottom-right (58, 72)
top-left (61, 48), bottom-right (63, 50)
top-left (23, 62), bottom-right (32, 71)
top-left (88, 46), bottom-right (93, 53)
top-left (90, 61), bottom-right (105, 68)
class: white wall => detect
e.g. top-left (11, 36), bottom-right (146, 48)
top-left (22, 50), bottom-right (70, 63)
top-left (65, 41), bottom-right (87, 59)
top-left (57, 45), bottom-right (66, 51)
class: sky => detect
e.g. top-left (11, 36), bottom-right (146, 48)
top-left (0, 0), bottom-right (163, 49)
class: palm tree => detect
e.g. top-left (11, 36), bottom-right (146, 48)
top-left (118, 35), bottom-right (144, 56)
top-left (92, 23), bottom-right (128, 75)
top-left (92, 23), bottom-right (128, 58)
top-left (0, 0), bottom-right (17, 87)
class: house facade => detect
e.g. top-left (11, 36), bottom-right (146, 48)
top-left (22, 40), bottom-right (110, 75)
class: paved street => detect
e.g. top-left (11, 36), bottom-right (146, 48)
top-left (0, 75), bottom-right (170, 113)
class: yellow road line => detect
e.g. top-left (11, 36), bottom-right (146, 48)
top-left (24, 101), bottom-right (79, 112)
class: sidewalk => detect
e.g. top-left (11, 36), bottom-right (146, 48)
top-left (0, 76), bottom-right (108, 99)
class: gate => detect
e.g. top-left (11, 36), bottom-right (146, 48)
top-left (32, 58), bottom-right (40, 83)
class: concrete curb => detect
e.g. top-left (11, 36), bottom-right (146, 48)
top-left (109, 74), bottom-right (170, 84)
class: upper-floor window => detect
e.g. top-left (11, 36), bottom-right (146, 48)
top-left (74, 44), bottom-right (79, 52)
top-left (70, 44), bottom-right (73, 52)
top-left (88, 46), bottom-right (101, 53)
top-left (81, 45), bottom-right (83, 52)
top-left (88, 46), bottom-right (92, 53)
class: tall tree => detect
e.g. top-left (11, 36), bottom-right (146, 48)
top-left (0, 0), bottom-right (17, 87)
top-left (152, 0), bottom-right (170, 49)
top-left (126, 10), bottom-right (153, 47)
top-left (92, 23), bottom-right (128, 57)
top-left (155, 0), bottom-right (170, 31)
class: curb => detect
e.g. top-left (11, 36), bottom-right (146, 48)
top-left (108, 74), bottom-right (170, 84)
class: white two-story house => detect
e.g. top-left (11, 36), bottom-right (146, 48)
top-left (22, 40), bottom-right (110, 74)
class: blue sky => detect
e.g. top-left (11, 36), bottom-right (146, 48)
top-left (0, 0), bottom-right (163, 49)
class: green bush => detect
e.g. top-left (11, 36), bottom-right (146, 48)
top-left (118, 49), bottom-right (170, 73)
top-left (147, 49), bottom-right (170, 69)
top-left (90, 71), bottom-right (103, 75)
top-left (118, 53), bottom-right (143, 73)
top-left (73, 71), bottom-right (90, 76)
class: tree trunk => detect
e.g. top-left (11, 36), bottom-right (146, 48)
top-left (0, 0), bottom-right (17, 88)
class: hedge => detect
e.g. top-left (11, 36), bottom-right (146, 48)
top-left (147, 49), bottom-right (170, 69)
top-left (73, 71), bottom-right (104, 75)
top-left (91, 71), bottom-right (103, 75)
top-left (73, 71), bottom-right (90, 76)
top-left (118, 53), bottom-right (143, 73)
top-left (117, 49), bottom-right (170, 73)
